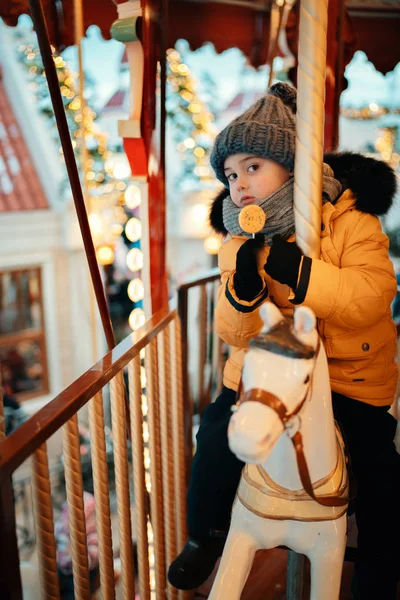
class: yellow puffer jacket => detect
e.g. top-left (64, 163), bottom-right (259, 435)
top-left (211, 153), bottom-right (399, 406)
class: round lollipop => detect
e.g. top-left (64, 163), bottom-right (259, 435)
top-left (238, 205), bottom-right (266, 237)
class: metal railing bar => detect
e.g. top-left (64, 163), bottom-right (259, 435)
top-left (176, 267), bottom-right (220, 292)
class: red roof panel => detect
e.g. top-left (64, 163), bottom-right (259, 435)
top-left (103, 89), bottom-right (127, 111)
top-left (0, 81), bottom-right (48, 213)
top-left (225, 90), bottom-right (264, 112)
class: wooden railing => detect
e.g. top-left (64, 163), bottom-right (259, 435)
top-left (0, 307), bottom-right (185, 600)
top-left (0, 270), bottom-right (225, 600)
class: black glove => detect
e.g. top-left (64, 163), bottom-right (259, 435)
top-left (264, 234), bottom-right (303, 290)
top-left (233, 234), bottom-right (266, 301)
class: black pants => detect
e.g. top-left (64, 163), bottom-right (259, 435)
top-left (186, 386), bottom-right (400, 598)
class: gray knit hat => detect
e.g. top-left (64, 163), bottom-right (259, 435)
top-left (210, 82), bottom-right (297, 186)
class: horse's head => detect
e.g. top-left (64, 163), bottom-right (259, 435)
top-left (228, 303), bottom-right (319, 464)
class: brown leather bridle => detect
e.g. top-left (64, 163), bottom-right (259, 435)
top-left (235, 343), bottom-right (349, 508)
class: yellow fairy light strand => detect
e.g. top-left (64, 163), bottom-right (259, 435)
top-left (166, 47), bottom-right (216, 181)
top-left (15, 31), bottom-right (137, 269)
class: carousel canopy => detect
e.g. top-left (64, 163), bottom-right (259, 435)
top-left (0, 0), bottom-right (399, 73)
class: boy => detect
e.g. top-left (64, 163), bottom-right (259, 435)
top-left (169, 83), bottom-right (400, 599)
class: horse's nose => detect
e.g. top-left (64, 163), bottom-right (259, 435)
top-left (230, 411), bottom-right (265, 442)
top-left (229, 416), bottom-right (267, 450)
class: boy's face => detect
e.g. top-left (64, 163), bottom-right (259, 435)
top-left (224, 153), bottom-right (291, 208)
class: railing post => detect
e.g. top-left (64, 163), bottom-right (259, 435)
top-left (0, 477), bottom-right (22, 600)
top-left (0, 383), bottom-right (5, 443)
top-left (177, 286), bottom-right (193, 485)
top-left (197, 284), bottom-right (208, 417)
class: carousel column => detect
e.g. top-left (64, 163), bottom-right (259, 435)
top-left (111, 1), bottom-right (152, 318)
top-left (111, 4), bottom-right (167, 598)
top-left (111, 0), bottom-right (168, 318)
top-left (138, 0), bottom-right (168, 314)
top-left (294, 0), bottom-right (328, 257)
top-left (289, 1), bottom-right (329, 598)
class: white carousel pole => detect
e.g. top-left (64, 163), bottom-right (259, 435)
top-left (294, 0), bottom-right (329, 260)
top-left (288, 2), bottom-right (329, 598)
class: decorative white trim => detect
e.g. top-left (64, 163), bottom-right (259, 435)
top-left (118, 119), bottom-right (141, 138)
top-left (118, 39), bottom-right (144, 137)
top-left (117, 1), bottom-right (142, 18)
top-left (0, 210), bottom-right (61, 252)
top-left (113, 2), bottom-right (144, 138)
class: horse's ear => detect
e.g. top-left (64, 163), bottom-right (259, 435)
top-left (294, 306), bottom-right (316, 334)
top-left (259, 302), bottom-right (283, 332)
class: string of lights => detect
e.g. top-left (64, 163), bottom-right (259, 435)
top-left (166, 48), bottom-right (216, 181)
top-left (15, 32), bottom-right (220, 331)
top-left (15, 30), bottom-right (146, 332)
top-left (340, 104), bottom-right (400, 120)
top-left (15, 34), bottom-right (129, 255)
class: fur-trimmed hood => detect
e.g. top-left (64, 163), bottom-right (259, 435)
top-left (209, 152), bottom-right (398, 236)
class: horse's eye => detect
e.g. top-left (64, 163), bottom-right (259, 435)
top-left (304, 375), bottom-right (310, 383)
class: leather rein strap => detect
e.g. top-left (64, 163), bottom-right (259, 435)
top-left (239, 388), bottom-right (349, 507)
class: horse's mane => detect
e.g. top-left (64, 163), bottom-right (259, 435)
top-left (249, 319), bottom-right (315, 360)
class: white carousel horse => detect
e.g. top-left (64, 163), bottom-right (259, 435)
top-left (209, 303), bottom-right (349, 600)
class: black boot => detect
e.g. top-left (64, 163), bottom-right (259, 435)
top-left (168, 534), bottom-right (226, 590)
